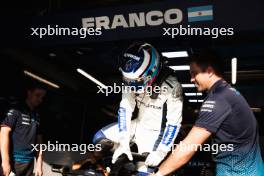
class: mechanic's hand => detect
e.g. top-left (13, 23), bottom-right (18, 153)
top-left (112, 138), bottom-right (133, 164)
top-left (145, 150), bottom-right (167, 167)
top-left (1, 161), bottom-right (11, 176)
top-left (34, 166), bottom-right (43, 176)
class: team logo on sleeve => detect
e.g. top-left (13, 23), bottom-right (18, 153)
top-left (162, 125), bottom-right (177, 146)
top-left (201, 101), bottom-right (215, 112)
top-left (118, 107), bottom-right (127, 131)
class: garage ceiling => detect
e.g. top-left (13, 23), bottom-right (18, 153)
top-left (1, 0), bottom-right (264, 115)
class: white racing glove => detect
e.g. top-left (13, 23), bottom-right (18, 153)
top-left (112, 137), bottom-right (133, 164)
top-left (145, 149), bottom-right (168, 167)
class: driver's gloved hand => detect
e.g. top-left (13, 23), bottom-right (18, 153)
top-left (145, 150), bottom-right (167, 167)
top-left (112, 137), bottom-right (133, 164)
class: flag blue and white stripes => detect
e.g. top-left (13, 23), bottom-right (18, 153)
top-left (188, 5), bottom-right (213, 22)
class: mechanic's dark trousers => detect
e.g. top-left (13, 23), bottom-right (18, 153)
top-left (12, 161), bottom-right (34, 176)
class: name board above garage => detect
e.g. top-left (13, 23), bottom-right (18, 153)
top-left (30, 0), bottom-right (264, 44)
top-left (81, 8), bottom-right (184, 30)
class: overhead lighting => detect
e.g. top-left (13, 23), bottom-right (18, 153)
top-left (251, 108), bottom-right (262, 113)
top-left (24, 70), bottom-right (60, 89)
top-left (49, 53), bottom-right (56, 57)
top-left (77, 68), bottom-right (107, 89)
top-left (76, 51), bottom-right (83, 55)
top-left (181, 84), bottom-right (196, 88)
top-left (161, 51), bottom-right (188, 58)
top-left (189, 99), bottom-right (197, 102)
top-left (231, 57), bottom-right (237, 84)
top-left (169, 65), bottom-right (190, 71)
top-left (185, 93), bottom-right (202, 96)
top-left (189, 99), bottom-right (204, 103)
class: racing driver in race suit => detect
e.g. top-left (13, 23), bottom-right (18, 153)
top-left (91, 42), bottom-right (183, 175)
top-left (71, 42), bottom-right (183, 175)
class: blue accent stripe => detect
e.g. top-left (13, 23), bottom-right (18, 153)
top-left (93, 130), bottom-right (106, 144)
top-left (187, 5), bottom-right (213, 13)
top-left (118, 107), bottom-right (127, 132)
top-left (14, 157), bottom-right (33, 163)
top-left (136, 167), bottom-right (155, 175)
top-left (13, 150), bottom-right (34, 163)
top-left (151, 62), bottom-right (159, 79)
top-left (162, 125), bottom-right (177, 146)
top-left (93, 122), bottom-right (117, 144)
top-left (188, 15), bottom-right (213, 22)
top-left (141, 49), bottom-right (157, 78)
top-left (137, 172), bottom-right (149, 176)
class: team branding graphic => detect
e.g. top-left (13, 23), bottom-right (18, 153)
top-left (124, 53), bottom-right (141, 61)
top-left (118, 107), bottom-right (127, 131)
top-left (21, 114), bottom-right (31, 125)
top-left (82, 5), bottom-right (214, 30)
top-left (136, 99), bottom-right (162, 110)
top-left (200, 100), bottom-right (216, 112)
top-left (7, 109), bottom-right (16, 117)
top-left (82, 8), bottom-right (183, 29)
top-left (187, 5), bottom-right (213, 22)
top-left (162, 125), bottom-right (177, 146)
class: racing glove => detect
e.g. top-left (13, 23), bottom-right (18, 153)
top-left (112, 136), bottom-right (133, 164)
top-left (145, 149), bottom-right (167, 167)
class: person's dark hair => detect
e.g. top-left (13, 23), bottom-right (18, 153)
top-left (189, 48), bottom-right (225, 77)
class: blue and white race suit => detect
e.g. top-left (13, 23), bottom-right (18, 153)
top-left (93, 75), bottom-right (183, 173)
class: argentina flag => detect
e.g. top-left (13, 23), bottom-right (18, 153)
top-left (187, 5), bottom-right (213, 22)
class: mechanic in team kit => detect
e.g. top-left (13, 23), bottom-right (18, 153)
top-left (151, 49), bottom-right (264, 176)
top-left (0, 83), bottom-right (46, 176)
top-left (91, 42), bottom-right (183, 175)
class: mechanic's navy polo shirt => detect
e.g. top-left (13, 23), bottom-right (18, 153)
top-left (195, 79), bottom-right (264, 176)
top-left (1, 103), bottom-right (41, 163)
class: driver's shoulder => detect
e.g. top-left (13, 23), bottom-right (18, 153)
top-left (161, 75), bottom-right (181, 91)
top-left (159, 75), bottom-right (182, 99)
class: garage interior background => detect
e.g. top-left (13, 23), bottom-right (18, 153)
top-left (0, 0), bottom-right (264, 173)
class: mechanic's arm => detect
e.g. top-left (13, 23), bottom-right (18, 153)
top-left (154, 126), bottom-right (211, 176)
top-left (35, 134), bottom-right (43, 176)
top-left (0, 126), bottom-right (11, 176)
